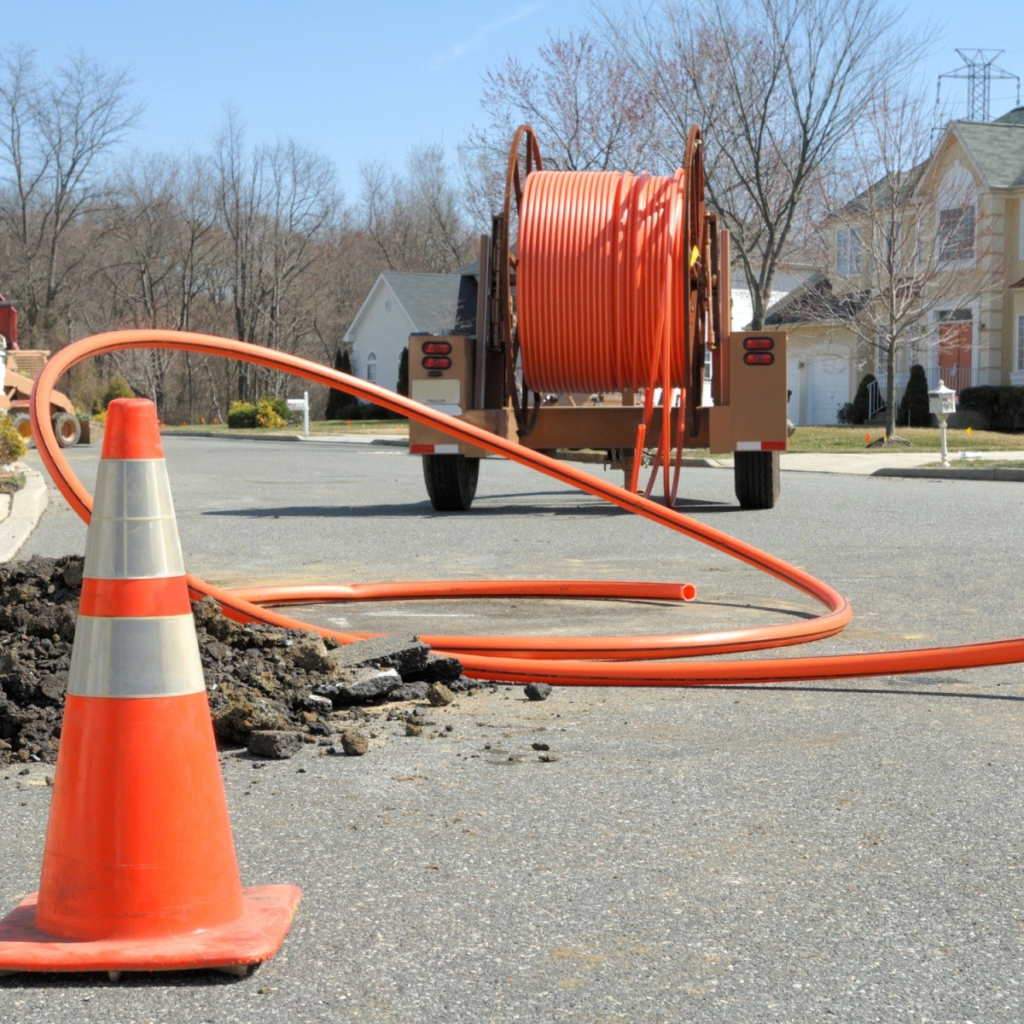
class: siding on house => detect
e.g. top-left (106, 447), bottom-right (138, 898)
top-left (772, 106), bottom-right (1024, 423)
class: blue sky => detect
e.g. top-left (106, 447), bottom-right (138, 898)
top-left (4, 0), bottom-right (1021, 202)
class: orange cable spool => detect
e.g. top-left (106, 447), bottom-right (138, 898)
top-left (518, 169), bottom-right (689, 395)
top-left (515, 146), bottom-right (703, 506)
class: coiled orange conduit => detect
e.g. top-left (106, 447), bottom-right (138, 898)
top-left (519, 169), bottom-right (693, 505)
top-left (518, 170), bottom-right (687, 394)
top-left (29, 330), bottom-right (1024, 686)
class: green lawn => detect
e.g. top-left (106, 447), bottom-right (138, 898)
top-left (786, 425), bottom-right (1024, 453)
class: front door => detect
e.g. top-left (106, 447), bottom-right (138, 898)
top-left (938, 315), bottom-right (972, 393)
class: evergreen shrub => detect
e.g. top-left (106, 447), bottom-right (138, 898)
top-left (0, 412), bottom-right (27, 465)
top-left (897, 364), bottom-right (931, 427)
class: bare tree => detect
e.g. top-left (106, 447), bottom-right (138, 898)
top-left (0, 47), bottom-right (141, 343)
top-left (461, 29), bottom-right (662, 230)
top-left (596, 0), bottom-right (929, 328)
top-left (360, 144), bottom-right (472, 273)
top-left (213, 113), bottom-right (342, 399)
top-left (806, 82), bottom-right (999, 438)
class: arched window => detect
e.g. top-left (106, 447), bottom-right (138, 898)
top-left (937, 164), bottom-right (977, 264)
top-left (365, 351), bottom-right (377, 384)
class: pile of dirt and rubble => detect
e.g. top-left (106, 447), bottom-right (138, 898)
top-left (0, 555), bottom-right (494, 765)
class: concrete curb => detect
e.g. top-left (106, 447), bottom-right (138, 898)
top-left (0, 466), bottom-right (49, 562)
top-left (874, 466), bottom-right (1024, 482)
top-left (159, 430), bottom-right (407, 447)
top-left (159, 429), bottom-right (302, 443)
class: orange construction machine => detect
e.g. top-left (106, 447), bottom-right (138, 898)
top-left (1, 295), bottom-right (82, 447)
top-left (407, 126), bottom-right (787, 512)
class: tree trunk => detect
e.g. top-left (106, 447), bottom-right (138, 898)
top-left (885, 341), bottom-right (897, 439)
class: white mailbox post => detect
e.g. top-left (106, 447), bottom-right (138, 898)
top-left (928, 380), bottom-right (957, 468)
top-left (286, 392), bottom-right (309, 438)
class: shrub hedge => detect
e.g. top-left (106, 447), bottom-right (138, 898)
top-left (958, 386), bottom-right (1024, 432)
top-left (897, 364), bottom-right (931, 427)
top-left (0, 412), bottom-right (27, 465)
top-left (227, 401), bottom-right (257, 428)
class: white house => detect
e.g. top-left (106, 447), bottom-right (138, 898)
top-left (343, 272), bottom-right (471, 394)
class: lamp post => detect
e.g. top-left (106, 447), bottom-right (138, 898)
top-left (928, 380), bottom-right (957, 468)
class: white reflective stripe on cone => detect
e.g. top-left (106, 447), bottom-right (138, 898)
top-left (67, 615), bottom-right (206, 698)
top-left (85, 460), bottom-right (185, 580)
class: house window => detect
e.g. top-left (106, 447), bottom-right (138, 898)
top-left (936, 164), bottom-right (977, 265)
top-left (366, 351), bottom-right (377, 384)
top-left (1017, 315), bottom-right (1024, 373)
top-left (938, 204), bottom-right (975, 261)
top-left (836, 228), bottom-right (862, 277)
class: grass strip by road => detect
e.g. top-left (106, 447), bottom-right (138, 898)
top-left (787, 425), bottom-right (1024, 453)
top-left (163, 419), bottom-right (408, 438)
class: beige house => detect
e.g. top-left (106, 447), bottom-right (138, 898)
top-left (770, 106), bottom-right (1024, 424)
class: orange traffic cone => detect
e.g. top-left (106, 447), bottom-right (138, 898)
top-left (0, 398), bottom-right (300, 976)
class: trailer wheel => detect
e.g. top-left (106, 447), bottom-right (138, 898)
top-left (53, 411), bottom-right (82, 448)
top-left (422, 454), bottom-right (480, 512)
top-left (734, 450), bottom-right (780, 509)
top-left (10, 411), bottom-right (34, 448)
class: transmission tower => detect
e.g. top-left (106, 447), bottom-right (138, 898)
top-left (938, 49), bottom-right (1021, 122)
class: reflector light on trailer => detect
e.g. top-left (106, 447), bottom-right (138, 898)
top-left (743, 336), bottom-right (775, 351)
top-left (422, 341), bottom-right (452, 355)
top-left (421, 356), bottom-right (452, 370)
top-left (743, 352), bottom-right (774, 366)
top-left (736, 441), bottom-right (787, 451)
top-left (410, 443), bottom-right (460, 455)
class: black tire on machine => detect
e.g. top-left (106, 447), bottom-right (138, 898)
top-left (422, 454), bottom-right (481, 512)
top-left (734, 450), bottom-right (780, 510)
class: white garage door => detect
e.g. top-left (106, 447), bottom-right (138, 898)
top-left (808, 357), bottom-right (850, 425)
top-left (787, 357), bottom-right (801, 425)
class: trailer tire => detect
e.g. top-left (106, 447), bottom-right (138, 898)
top-left (10, 411), bottom-right (34, 448)
top-left (422, 454), bottom-right (480, 512)
top-left (53, 411), bottom-right (82, 448)
top-left (734, 450), bottom-right (780, 510)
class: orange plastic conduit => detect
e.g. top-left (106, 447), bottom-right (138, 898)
top-left (518, 169), bottom-right (690, 502)
top-left (30, 329), bottom-right (1024, 686)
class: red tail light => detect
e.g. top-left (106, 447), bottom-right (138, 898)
top-left (422, 341), bottom-right (452, 355)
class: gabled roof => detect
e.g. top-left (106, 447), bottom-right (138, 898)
top-left (764, 273), bottom-right (869, 326)
top-left (950, 107), bottom-right (1024, 189)
top-left (344, 272), bottom-right (463, 341)
top-left (839, 164), bottom-right (927, 218)
top-left (378, 272), bottom-right (463, 332)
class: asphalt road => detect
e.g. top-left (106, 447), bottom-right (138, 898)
top-left (4, 437), bottom-right (1024, 1023)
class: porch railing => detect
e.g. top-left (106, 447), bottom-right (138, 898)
top-left (866, 378), bottom-right (885, 420)
top-left (871, 366), bottom-right (973, 423)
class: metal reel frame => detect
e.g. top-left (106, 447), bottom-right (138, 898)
top-left (498, 125), bottom-right (543, 437)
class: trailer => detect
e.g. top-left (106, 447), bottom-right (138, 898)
top-left (407, 126), bottom-right (787, 512)
top-left (1, 296), bottom-right (82, 447)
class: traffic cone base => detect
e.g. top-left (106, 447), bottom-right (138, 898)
top-left (0, 885), bottom-right (301, 974)
top-left (0, 399), bottom-right (301, 975)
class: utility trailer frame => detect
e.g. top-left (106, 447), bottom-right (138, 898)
top-left (406, 126), bottom-right (788, 511)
